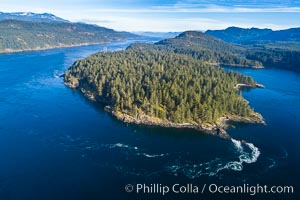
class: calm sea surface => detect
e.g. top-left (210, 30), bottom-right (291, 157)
top-left (0, 40), bottom-right (299, 200)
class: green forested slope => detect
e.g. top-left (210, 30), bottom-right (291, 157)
top-left (206, 27), bottom-right (300, 72)
top-left (65, 49), bottom-right (261, 124)
top-left (206, 27), bottom-right (300, 44)
top-left (0, 20), bottom-right (137, 52)
top-left (246, 48), bottom-right (300, 72)
top-left (128, 31), bottom-right (263, 68)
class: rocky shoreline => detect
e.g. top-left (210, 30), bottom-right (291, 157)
top-left (234, 83), bottom-right (265, 89)
top-left (104, 106), bottom-right (265, 139)
top-left (64, 77), bottom-right (265, 140)
top-left (0, 42), bottom-right (109, 54)
top-left (106, 106), bottom-right (227, 136)
top-left (206, 62), bottom-right (264, 69)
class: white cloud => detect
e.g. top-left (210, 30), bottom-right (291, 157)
top-left (79, 6), bottom-right (300, 13)
top-left (153, 4), bottom-right (300, 13)
top-left (73, 15), bottom-right (296, 32)
top-left (1, 2), bottom-right (299, 32)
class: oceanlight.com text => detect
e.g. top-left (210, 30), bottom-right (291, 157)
top-left (125, 183), bottom-right (294, 196)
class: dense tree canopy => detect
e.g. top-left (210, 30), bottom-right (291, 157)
top-left (0, 20), bottom-right (136, 52)
top-left (128, 31), bottom-right (263, 68)
top-left (246, 48), bottom-right (300, 72)
top-left (65, 49), bottom-right (257, 124)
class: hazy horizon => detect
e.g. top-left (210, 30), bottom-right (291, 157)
top-left (1, 0), bottom-right (300, 32)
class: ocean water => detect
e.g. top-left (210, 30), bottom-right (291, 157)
top-left (0, 41), bottom-right (299, 200)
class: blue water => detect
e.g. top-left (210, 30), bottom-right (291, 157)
top-left (0, 41), bottom-right (299, 200)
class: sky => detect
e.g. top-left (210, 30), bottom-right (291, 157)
top-left (1, 0), bottom-right (300, 32)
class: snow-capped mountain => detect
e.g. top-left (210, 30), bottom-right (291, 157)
top-left (0, 12), bottom-right (69, 23)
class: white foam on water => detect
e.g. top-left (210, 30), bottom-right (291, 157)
top-left (166, 158), bottom-right (227, 178)
top-left (114, 143), bottom-right (130, 148)
top-left (224, 161), bottom-right (243, 171)
top-left (103, 143), bottom-right (134, 150)
top-left (102, 143), bottom-right (167, 158)
top-left (231, 138), bottom-right (243, 153)
top-left (166, 138), bottom-right (261, 178)
top-left (140, 153), bottom-right (167, 158)
top-left (227, 139), bottom-right (260, 168)
top-left (103, 139), bottom-right (261, 179)
top-left (244, 142), bottom-right (260, 163)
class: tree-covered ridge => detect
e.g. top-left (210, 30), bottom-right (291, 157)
top-left (246, 48), bottom-right (300, 73)
top-left (65, 49), bottom-right (260, 125)
top-left (0, 20), bottom-right (137, 53)
top-left (156, 31), bottom-right (242, 53)
top-left (206, 27), bottom-right (300, 72)
top-left (128, 31), bottom-right (263, 68)
top-left (206, 27), bottom-right (300, 44)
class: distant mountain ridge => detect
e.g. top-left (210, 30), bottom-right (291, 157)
top-left (0, 11), bottom-right (140, 53)
top-left (0, 12), bottom-right (69, 23)
top-left (128, 30), bottom-right (262, 68)
top-left (206, 27), bottom-right (300, 44)
top-left (258, 28), bottom-right (300, 42)
top-left (156, 31), bottom-right (242, 52)
top-left (205, 27), bottom-right (300, 72)
top-left (134, 32), bottom-right (181, 39)
top-left (0, 19), bottom-right (138, 53)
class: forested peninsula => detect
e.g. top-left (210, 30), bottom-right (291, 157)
top-left (64, 31), bottom-right (265, 136)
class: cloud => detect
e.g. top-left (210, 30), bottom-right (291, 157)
top-left (82, 4), bottom-right (300, 14)
top-left (152, 4), bottom-right (300, 13)
top-left (1, 1), bottom-right (299, 32)
top-left (77, 19), bottom-right (114, 24)
top-left (73, 15), bottom-right (296, 32)
top-left (74, 16), bottom-right (221, 32)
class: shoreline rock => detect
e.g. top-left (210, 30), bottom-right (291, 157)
top-left (104, 106), bottom-right (265, 140)
top-left (64, 80), bottom-right (266, 140)
top-left (206, 62), bottom-right (264, 69)
top-left (234, 83), bottom-right (265, 89)
top-left (0, 42), bottom-right (113, 54)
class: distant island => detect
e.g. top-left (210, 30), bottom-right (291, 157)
top-left (64, 31), bottom-right (266, 137)
top-left (0, 12), bottom-right (138, 53)
top-left (206, 26), bottom-right (300, 44)
top-left (206, 27), bottom-right (300, 73)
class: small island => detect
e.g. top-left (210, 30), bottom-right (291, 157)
top-left (64, 33), bottom-right (266, 137)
